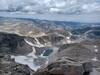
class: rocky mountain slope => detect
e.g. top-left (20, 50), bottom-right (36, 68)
top-left (0, 18), bottom-right (100, 75)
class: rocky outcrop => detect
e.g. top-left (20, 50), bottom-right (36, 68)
top-left (11, 59), bottom-right (32, 75)
top-left (0, 32), bottom-right (32, 55)
top-left (33, 61), bottom-right (93, 75)
top-left (0, 53), bottom-right (33, 75)
top-left (0, 32), bottom-right (34, 75)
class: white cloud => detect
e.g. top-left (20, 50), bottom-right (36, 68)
top-left (0, 0), bottom-right (100, 14)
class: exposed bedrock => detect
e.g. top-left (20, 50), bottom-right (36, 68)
top-left (0, 32), bottom-right (33, 55)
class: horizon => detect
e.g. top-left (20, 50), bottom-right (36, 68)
top-left (0, 12), bottom-right (100, 23)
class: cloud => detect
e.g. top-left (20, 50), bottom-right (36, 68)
top-left (0, 0), bottom-right (100, 14)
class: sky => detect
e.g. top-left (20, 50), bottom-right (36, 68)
top-left (0, 0), bottom-right (100, 14)
top-left (0, 0), bottom-right (100, 23)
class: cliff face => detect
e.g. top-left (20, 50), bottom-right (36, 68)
top-left (0, 32), bottom-right (34, 75)
top-left (0, 32), bottom-right (32, 55)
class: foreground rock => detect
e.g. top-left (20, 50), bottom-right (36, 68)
top-left (0, 32), bottom-right (34, 75)
top-left (33, 61), bottom-right (92, 75)
top-left (0, 53), bottom-right (33, 75)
